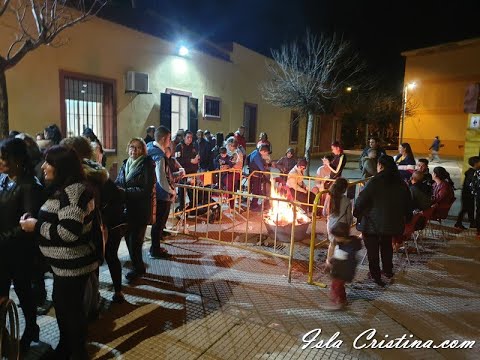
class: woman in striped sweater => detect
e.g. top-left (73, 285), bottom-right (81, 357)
top-left (20, 145), bottom-right (98, 360)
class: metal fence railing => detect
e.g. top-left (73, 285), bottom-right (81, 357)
top-left (165, 169), bottom-right (371, 287)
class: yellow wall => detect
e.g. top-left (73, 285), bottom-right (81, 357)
top-left (403, 40), bottom-right (480, 156)
top-left (0, 13), bottom-right (298, 166)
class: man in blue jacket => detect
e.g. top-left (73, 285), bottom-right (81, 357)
top-left (248, 144), bottom-right (271, 211)
top-left (147, 126), bottom-right (175, 259)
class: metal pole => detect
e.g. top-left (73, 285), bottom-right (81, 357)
top-left (400, 85), bottom-right (407, 144)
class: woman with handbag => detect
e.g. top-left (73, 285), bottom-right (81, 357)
top-left (115, 138), bottom-right (156, 284)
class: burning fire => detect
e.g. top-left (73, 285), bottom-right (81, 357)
top-left (265, 187), bottom-right (311, 226)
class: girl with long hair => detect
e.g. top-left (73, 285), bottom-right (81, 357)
top-left (323, 177), bottom-right (352, 267)
top-left (20, 145), bottom-right (98, 359)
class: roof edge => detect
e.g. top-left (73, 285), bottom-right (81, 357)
top-left (401, 37), bottom-right (480, 57)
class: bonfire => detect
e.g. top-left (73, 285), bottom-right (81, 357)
top-left (263, 186), bottom-right (311, 242)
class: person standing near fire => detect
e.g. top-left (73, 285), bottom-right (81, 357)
top-left (175, 131), bottom-right (199, 211)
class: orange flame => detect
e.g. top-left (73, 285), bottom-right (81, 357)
top-left (265, 186), bottom-right (310, 226)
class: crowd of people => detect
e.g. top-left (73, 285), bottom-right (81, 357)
top-left (318, 136), bottom-right (461, 310)
top-left (0, 123), bottom-right (464, 355)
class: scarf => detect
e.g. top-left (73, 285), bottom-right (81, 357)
top-left (125, 155), bottom-right (145, 182)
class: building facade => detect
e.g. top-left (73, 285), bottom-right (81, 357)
top-left (1, 13), bottom-right (340, 173)
top-left (401, 38), bottom-right (480, 158)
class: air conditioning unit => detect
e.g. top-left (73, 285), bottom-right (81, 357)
top-left (126, 71), bottom-right (149, 93)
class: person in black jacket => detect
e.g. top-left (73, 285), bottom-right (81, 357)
top-left (354, 155), bottom-right (413, 287)
top-left (359, 137), bottom-right (386, 171)
top-left (116, 138), bottom-right (156, 282)
top-left (175, 131), bottom-right (199, 211)
top-left (0, 138), bottom-right (43, 352)
top-left (195, 129), bottom-right (212, 172)
top-left (455, 156), bottom-right (480, 230)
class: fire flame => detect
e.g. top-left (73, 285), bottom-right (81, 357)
top-left (265, 186), bottom-right (311, 226)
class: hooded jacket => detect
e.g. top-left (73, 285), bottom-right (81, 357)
top-left (147, 142), bottom-right (176, 202)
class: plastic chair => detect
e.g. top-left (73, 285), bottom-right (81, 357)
top-left (425, 197), bottom-right (456, 240)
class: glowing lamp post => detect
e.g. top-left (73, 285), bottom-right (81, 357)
top-left (400, 82), bottom-right (416, 144)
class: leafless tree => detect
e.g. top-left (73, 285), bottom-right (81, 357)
top-left (0, 0), bottom-right (107, 138)
top-left (262, 31), bottom-right (366, 171)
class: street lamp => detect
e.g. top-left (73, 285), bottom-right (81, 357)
top-left (178, 45), bottom-right (189, 57)
top-left (400, 82), bottom-right (416, 144)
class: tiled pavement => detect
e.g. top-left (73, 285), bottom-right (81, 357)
top-left (10, 217), bottom-right (480, 360)
top-left (8, 155), bottom-right (479, 359)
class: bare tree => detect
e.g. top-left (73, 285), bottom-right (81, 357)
top-left (340, 89), bottom-right (419, 147)
top-left (0, 0), bottom-right (107, 138)
top-left (262, 32), bottom-right (365, 171)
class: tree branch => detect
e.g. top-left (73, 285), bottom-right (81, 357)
top-left (2, 0), bottom-right (107, 70)
top-left (0, 0), bottom-right (11, 17)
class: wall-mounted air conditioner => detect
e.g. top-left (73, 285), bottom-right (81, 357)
top-left (126, 71), bottom-right (150, 93)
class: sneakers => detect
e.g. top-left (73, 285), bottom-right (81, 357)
top-left (149, 248), bottom-right (172, 259)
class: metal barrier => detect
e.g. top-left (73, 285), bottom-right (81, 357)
top-left (168, 168), bottom-right (370, 287)
top-left (0, 297), bottom-right (20, 360)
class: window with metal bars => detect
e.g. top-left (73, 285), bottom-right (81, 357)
top-left (60, 71), bottom-right (116, 150)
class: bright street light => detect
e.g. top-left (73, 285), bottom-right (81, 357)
top-left (400, 81), bottom-right (417, 143)
top-left (178, 45), bottom-right (189, 57)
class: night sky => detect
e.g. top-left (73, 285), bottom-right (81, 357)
top-left (107, 0), bottom-right (480, 92)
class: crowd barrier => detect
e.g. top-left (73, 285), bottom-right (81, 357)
top-left (166, 167), bottom-right (370, 288)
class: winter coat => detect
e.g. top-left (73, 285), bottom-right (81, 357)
top-left (0, 174), bottom-right (43, 258)
top-left (361, 158), bottom-right (377, 178)
top-left (36, 182), bottom-right (99, 277)
top-left (82, 159), bottom-right (125, 227)
top-left (147, 142), bottom-right (176, 202)
top-left (115, 156), bottom-right (156, 225)
top-left (432, 181), bottom-right (455, 208)
top-left (194, 138), bottom-right (212, 171)
top-left (354, 171), bottom-right (413, 235)
top-left (409, 183), bottom-right (432, 211)
top-left (275, 156), bottom-right (297, 174)
top-left (175, 141), bottom-right (198, 174)
top-left (359, 146), bottom-right (386, 170)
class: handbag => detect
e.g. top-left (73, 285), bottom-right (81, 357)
top-left (330, 203), bottom-right (351, 237)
